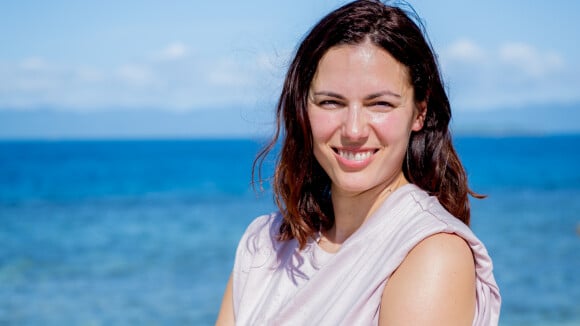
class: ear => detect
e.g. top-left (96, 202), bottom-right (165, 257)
top-left (412, 101), bottom-right (427, 131)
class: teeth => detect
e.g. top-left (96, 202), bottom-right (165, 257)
top-left (338, 150), bottom-right (373, 161)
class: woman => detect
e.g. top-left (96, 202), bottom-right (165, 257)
top-left (217, 1), bottom-right (501, 325)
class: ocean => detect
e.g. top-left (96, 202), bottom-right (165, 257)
top-left (0, 136), bottom-right (579, 325)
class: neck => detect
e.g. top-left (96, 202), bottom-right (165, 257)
top-left (324, 172), bottom-right (407, 246)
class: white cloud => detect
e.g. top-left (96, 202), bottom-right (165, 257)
top-left (207, 58), bottom-right (253, 87)
top-left (0, 42), bottom-right (284, 111)
top-left (117, 64), bottom-right (155, 86)
top-left (75, 66), bottom-right (104, 83)
top-left (440, 39), bottom-right (579, 110)
top-left (445, 39), bottom-right (486, 63)
top-left (19, 57), bottom-right (50, 71)
top-left (156, 42), bottom-right (188, 61)
top-left (499, 42), bottom-right (564, 77)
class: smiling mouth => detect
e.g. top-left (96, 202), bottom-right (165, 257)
top-left (334, 148), bottom-right (378, 162)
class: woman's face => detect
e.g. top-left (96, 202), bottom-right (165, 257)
top-left (307, 41), bottom-right (425, 196)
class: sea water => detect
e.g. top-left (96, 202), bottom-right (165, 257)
top-left (0, 136), bottom-right (578, 325)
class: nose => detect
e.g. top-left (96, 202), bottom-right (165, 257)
top-left (342, 104), bottom-right (369, 140)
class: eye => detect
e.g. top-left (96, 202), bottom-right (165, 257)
top-left (369, 101), bottom-right (394, 110)
top-left (318, 99), bottom-right (343, 109)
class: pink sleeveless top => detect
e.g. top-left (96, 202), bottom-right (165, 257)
top-left (232, 184), bottom-right (501, 325)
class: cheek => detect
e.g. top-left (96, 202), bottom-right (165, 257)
top-left (308, 110), bottom-right (338, 142)
top-left (369, 113), bottom-right (410, 141)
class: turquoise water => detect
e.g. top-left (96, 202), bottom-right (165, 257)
top-left (0, 136), bottom-right (579, 325)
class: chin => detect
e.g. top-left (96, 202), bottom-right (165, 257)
top-left (332, 181), bottom-right (377, 195)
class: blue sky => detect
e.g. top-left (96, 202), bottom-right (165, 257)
top-left (1, 0), bottom-right (579, 138)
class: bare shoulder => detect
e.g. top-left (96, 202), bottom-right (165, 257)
top-left (216, 274), bottom-right (235, 326)
top-left (379, 233), bottom-right (476, 326)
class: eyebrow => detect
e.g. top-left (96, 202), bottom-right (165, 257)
top-left (312, 90), bottom-right (401, 99)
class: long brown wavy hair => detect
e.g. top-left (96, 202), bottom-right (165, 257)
top-left (253, 0), bottom-right (482, 249)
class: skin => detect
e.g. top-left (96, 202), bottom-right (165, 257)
top-left (216, 274), bottom-right (234, 326)
top-left (380, 233), bottom-right (476, 325)
top-left (217, 40), bottom-right (476, 324)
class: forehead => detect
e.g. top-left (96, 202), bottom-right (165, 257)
top-left (311, 41), bottom-right (411, 89)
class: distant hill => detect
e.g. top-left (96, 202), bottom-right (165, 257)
top-left (452, 102), bottom-right (580, 136)
top-left (0, 107), bottom-right (274, 140)
top-left (0, 102), bottom-right (578, 139)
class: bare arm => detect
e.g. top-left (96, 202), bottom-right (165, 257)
top-left (215, 274), bottom-right (234, 326)
top-left (379, 233), bottom-right (476, 325)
